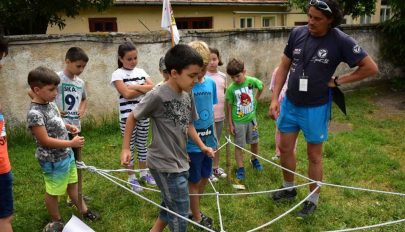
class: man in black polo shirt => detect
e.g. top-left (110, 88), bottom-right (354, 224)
top-left (268, 0), bottom-right (378, 218)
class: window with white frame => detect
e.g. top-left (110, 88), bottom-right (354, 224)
top-left (380, 3), bottom-right (391, 22)
top-left (360, 15), bottom-right (371, 24)
top-left (240, 17), bottom-right (254, 28)
top-left (262, 16), bottom-right (275, 28)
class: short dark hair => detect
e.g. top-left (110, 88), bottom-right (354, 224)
top-left (65, 47), bottom-right (89, 62)
top-left (0, 36), bottom-right (9, 57)
top-left (164, 44), bottom-right (203, 74)
top-left (226, 58), bottom-right (244, 76)
top-left (28, 66), bottom-right (60, 89)
top-left (307, 0), bottom-right (343, 28)
top-left (209, 47), bottom-right (223, 66)
top-left (117, 41), bottom-right (137, 68)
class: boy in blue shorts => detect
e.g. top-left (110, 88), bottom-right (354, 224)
top-left (225, 58), bottom-right (263, 181)
top-left (121, 44), bottom-right (215, 232)
top-left (0, 36), bottom-right (13, 232)
top-left (27, 66), bottom-right (99, 231)
top-left (187, 40), bottom-right (217, 230)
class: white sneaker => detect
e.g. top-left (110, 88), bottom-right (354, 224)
top-left (213, 167), bottom-right (227, 178)
top-left (209, 174), bottom-right (219, 182)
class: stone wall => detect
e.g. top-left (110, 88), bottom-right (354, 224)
top-left (0, 25), bottom-right (393, 126)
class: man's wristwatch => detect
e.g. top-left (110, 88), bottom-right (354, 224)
top-left (333, 75), bottom-right (340, 87)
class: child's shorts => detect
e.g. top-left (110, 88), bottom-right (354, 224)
top-left (234, 118), bottom-right (259, 147)
top-left (0, 171), bottom-right (13, 218)
top-left (188, 152), bottom-right (212, 183)
top-left (277, 97), bottom-right (331, 144)
top-left (38, 151), bottom-right (77, 196)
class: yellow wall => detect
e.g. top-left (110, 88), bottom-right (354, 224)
top-left (47, 5), bottom-right (290, 34)
top-left (47, 2), bottom-right (385, 34)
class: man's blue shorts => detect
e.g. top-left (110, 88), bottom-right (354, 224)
top-left (188, 152), bottom-right (212, 183)
top-left (277, 97), bottom-right (331, 144)
top-left (0, 171), bottom-right (13, 218)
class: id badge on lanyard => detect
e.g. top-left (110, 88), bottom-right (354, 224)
top-left (299, 71), bottom-right (308, 92)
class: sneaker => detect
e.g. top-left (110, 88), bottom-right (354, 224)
top-left (129, 178), bottom-right (143, 192)
top-left (213, 167), bottom-right (227, 178)
top-left (271, 186), bottom-right (297, 202)
top-left (43, 221), bottom-right (64, 232)
top-left (235, 167), bottom-right (245, 180)
top-left (250, 158), bottom-right (263, 171)
top-left (83, 209), bottom-right (100, 222)
top-left (209, 174), bottom-right (219, 183)
top-left (297, 201), bottom-right (317, 219)
top-left (193, 213), bottom-right (213, 230)
top-left (140, 174), bottom-right (157, 186)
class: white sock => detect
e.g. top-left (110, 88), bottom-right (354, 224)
top-left (140, 170), bottom-right (148, 177)
top-left (308, 193), bottom-right (320, 205)
top-left (282, 181), bottom-right (295, 190)
top-left (128, 174), bottom-right (136, 181)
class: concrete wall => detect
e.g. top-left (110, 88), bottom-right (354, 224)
top-left (0, 25), bottom-right (393, 126)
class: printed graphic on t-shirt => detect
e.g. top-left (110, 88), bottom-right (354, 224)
top-left (235, 85), bottom-right (254, 117)
top-left (60, 83), bottom-right (83, 120)
top-left (163, 98), bottom-right (191, 134)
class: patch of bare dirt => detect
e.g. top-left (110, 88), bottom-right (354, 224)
top-left (329, 122), bottom-right (353, 133)
top-left (372, 90), bottom-right (405, 119)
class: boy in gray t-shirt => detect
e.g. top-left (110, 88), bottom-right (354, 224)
top-left (120, 45), bottom-right (215, 232)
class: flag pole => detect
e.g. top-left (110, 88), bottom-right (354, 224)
top-left (169, 24), bottom-right (175, 47)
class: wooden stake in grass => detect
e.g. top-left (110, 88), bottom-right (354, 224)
top-left (77, 146), bottom-right (83, 219)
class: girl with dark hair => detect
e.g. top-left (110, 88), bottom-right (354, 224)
top-left (111, 41), bottom-right (156, 192)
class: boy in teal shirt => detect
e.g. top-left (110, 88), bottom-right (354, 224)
top-left (225, 58), bottom-right (263, 180)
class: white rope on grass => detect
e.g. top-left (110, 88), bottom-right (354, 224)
top-left (207, 178), bottom-right (225, 232)
top-left (321, 182), bottom-right (405, 197)
top-left (325, 218), bottom-right (405, 232)
top-left (218, 182), bottom-right (316, 196)
top-left (77, 133), bottom-right (405, 232)
top-left (95, 169), bottom-right (216, 232)
top-left (225, 136), bottom-right (315, 183)
top-left (247, 186), bottom-right (321, 232)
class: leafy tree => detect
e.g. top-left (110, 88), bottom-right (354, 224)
top-left (290, 0), bottom-right (376, 17)
top-left (379, 0), bottom-right (405, 67)
top-left (0, 0), bottom-right (113, 35)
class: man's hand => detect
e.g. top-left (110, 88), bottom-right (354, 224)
top-left (268, 100), bottom-right (280, 120)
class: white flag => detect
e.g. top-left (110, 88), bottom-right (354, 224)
top-left (161, 0), bottom-right (180, 45)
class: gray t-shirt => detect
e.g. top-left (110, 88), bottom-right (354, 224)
top-left (27, 102), bottom-right (70, 162)
top-left (55, 71), bottom-right (87, 130)
top-left (132, 84), bottom-right (197, 173)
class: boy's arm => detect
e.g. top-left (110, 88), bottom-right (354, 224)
top-left (31, 125), bottom-right (84, 148)
top-left (187, 124), bottom-right (215, 158)
top-left (113, 80), bottom-right (143, 99)
top-left (120, 112), bottom-right (137, 166)
top-left (255, 88), bottom-right (263, 101)
top-left (226, 101), bottom-right (235, 135)
top-left (78, 99), bottom-right (87, 118)
top-left (128, 79), bottom-right (155, 94)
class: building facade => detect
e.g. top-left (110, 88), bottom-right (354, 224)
top-left (46, 0), bottom-right (391, 34)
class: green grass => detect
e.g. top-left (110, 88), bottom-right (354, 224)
top-left (8, 83), bottom-right (405, 231)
